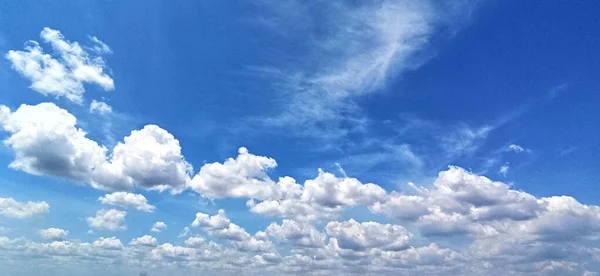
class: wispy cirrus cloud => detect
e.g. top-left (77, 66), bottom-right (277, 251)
top-left (252, 0), bottom-right (479, 139)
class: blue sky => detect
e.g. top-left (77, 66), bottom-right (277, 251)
top-left (1, 1), bottom-right (600, 275)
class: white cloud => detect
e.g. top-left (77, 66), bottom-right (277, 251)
top-left (378, 243), bottom-right (461, 268)
top-left (250, 168), bottom-right (386, 221)
top-left (0, 103), bottom-right (109, 187)
top-left (191, 209), bottom-right (230, 229)
top-left (300, 169), bottom-right (386, 207)
top-left (234, 231), bottom-right (274, 253)
top-left (108, 125), bottom-right (193, 192)
top-left (191, 210), bottom-right (250, 241)
top-left (39, 228), bottom-right (69, 241)
top-left (184, 236), bottom-right (205, 248)
top-left (88, 36), bottom-right (112, 54)
top-left (5, 27), bottom-right (114, 103)
top-left (0, 197), bottom-right (50, 218)
top-left (86, 209), bottom-right (127, 231)
top-left (508, 144), bottom-right (529, 153)
top-left (130, 235), bottom-right (158, 247)
top-left (150, 243), bottom-right (197, 262)
top-left (98, 192), bottom-right (155, 212)
top-left (499, 162), bottom-right (509, 177)
top-left (89, 100), bottom-right (112, 115)
top-left (92, 237), bottom-right (123, 250)
top-left (325, 219), bottom-right (411, 251)
top-left (151, 221), bottom-right (168, 233)
top-left (178, 226), bottom-right (191, 238)
top-left (369, 192), bottom-right (429, 220)
top-left (190, 147), bottom-right (278, 200)
top-left (266, 219), bottom-right (325, 248)
top-left (0, 102), bottom-right (192, 193)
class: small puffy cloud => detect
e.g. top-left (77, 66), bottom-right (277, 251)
top-left (178, 226), bottom-right (191, 238)
top-left (192, 209), bottom-right (231, 229)
top-left (98, 192), bottom-right (155, 212)
top-left (266, 219), bottom-right (325, 248)
top-left (5, 27), bottom-right (114, 103)
top-left (325, 219), bottom-right (411, 251)
top-left (0, 102), bottom-right (192, 193)
top-left (189, 147), bottom-right (278, 200)
top-left (191, 210), bottom-right (250, 241)
top-left (93, 237), bottom-right (123, 250)
top-left (151, 221), bottom-right (168, 233)
top-left (88, 36), bottom-right (112, 54)
top-left (39, 228), bottom-right (69, 241)
top-left (508, 144), bottom-right (529, 153)
top-left (499, 162), bottom-right (509, 177)
top-left (130, 235), bottom-right (158, 247)
top-left (86, 209), bottom-right (127, 231)
top-left (89, 100), bottom-right (112, 115)
top-left (0, 197), bottom-right (50, 218)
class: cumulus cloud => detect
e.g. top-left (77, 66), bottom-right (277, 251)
top-left (98, 192), bottom-right (155, 212)
top-left (39, 228), bottom-right (69, 241)
top-left (0, 102), bottom-right (192, 193)
top-left (368, 192), bottom-right (429, 220)
top-left (249, 169), bottom-right (386, 221)
top-left (86, 209), bottom-right (127, 231)
top-left (0, 197), bottom-right (50, 218)
top-left (184, 236), bottom-right (205, 248)
top-left (325, 219), bottom-right (410, 251)
top-left (193, 148), bottom-right (388, 221)
top-left (191, 210), bottom-right (250, 241)
top-left (189, 147), bottom-right (278, 200)
top-left (234, 231), bottom-right (275, 253)
top-left (89, 100), bottom-right (112, 115)
top-left (93, 237), bottom-right (123, 250)
top-left (5, 27), bottom-right (114, 103)
top-left (151, 221), bottom-right (168, 233)
top-left (130, 235), bottom-right (158, 247)
top-left (266, 219), bottom-right (325, 248)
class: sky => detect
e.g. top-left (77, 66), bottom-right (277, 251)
top-left (0, 0), bottom-right (600, 275)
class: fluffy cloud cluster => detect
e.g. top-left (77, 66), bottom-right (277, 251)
top-left (2, 102), bottom-right (600, 273)
top-left (2, 190), bottom-right (600, 276)
top-left (0, 197), bottom-right (49, 218)
top-left (0, 102), bottom-right (192, 193)
top-left (192, 148), bottom-right (386, 221)
top-left (5, 28), bottom-right (114, 103)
